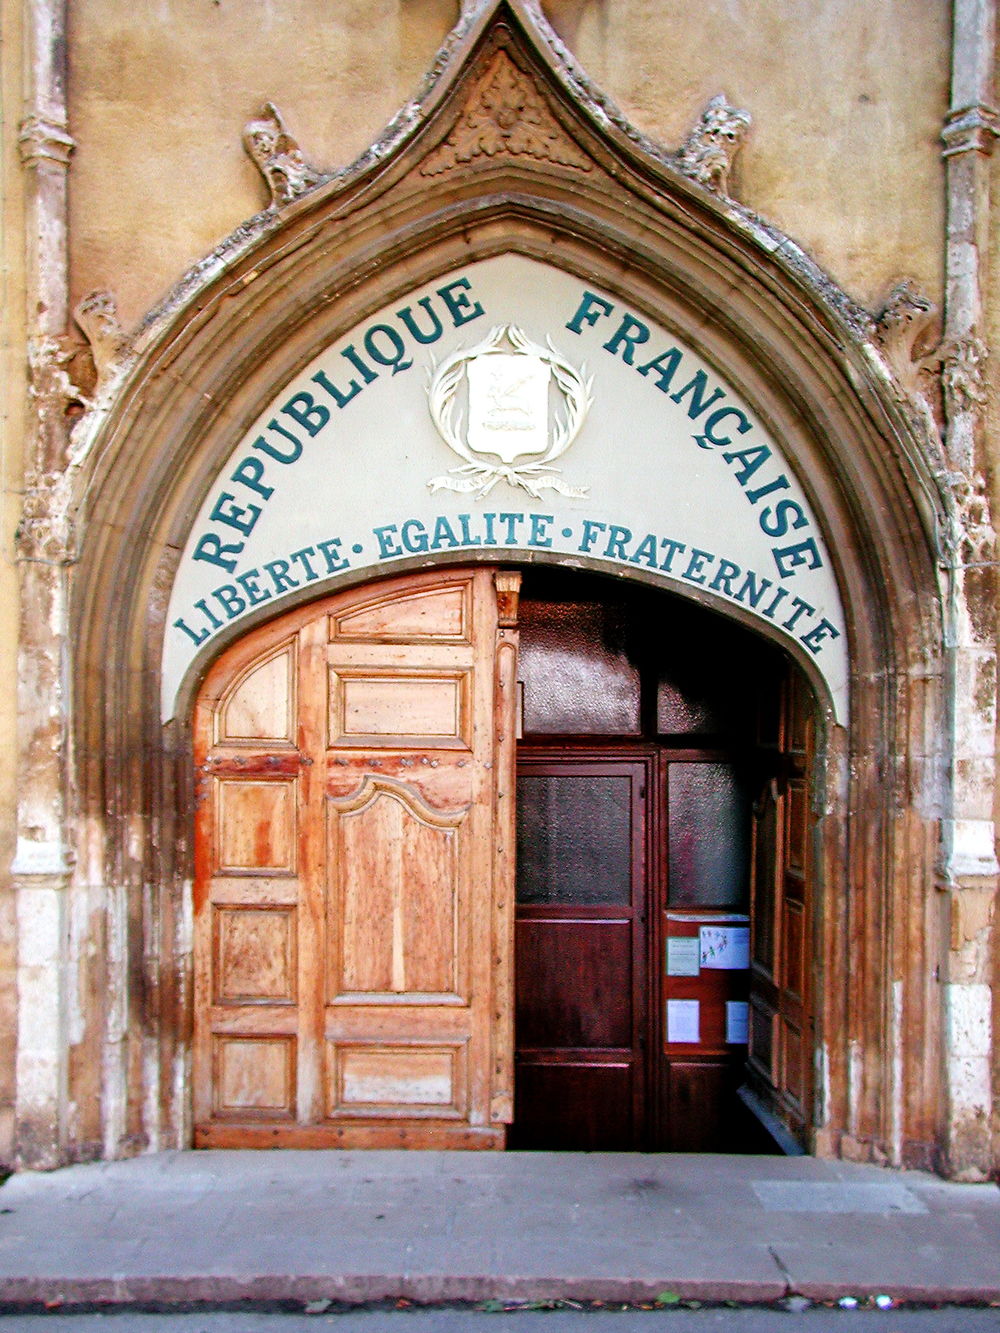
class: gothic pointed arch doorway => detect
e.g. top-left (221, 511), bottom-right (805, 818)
top-left (61, 0), bottom-right (961, 1175)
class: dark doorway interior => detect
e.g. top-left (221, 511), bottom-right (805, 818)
top-left (509, 568), bottom-right (807, 1152)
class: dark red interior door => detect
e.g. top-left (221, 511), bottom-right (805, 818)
top-left (510, 752), bottom-right (651, 1150)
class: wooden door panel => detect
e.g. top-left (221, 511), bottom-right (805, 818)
top-left (513, 1061), bottom-right (635, 1151)
top-left (330, 669), bottom-right (470, 745)
top-left (215, 778), bottom-right (297, 874)
top-left (194, 567), bottom-right (517, 1148)
top-left (515, 916), bottom-right (633, 1048)
top-left (213, 905), bottom-right (297, 1004)
top-left (217, 644), bottom-right (296, 743)
top-left (328, 1041), bottom-right (467, 1118)
top-left (332, 583), bottom-right (471, 642)
top-left (327, 782), bottom-right (465, 1000)
top-left (212, 1035), bottom-right (296, 1118)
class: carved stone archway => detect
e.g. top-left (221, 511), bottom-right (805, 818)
top-left (19, 0), bottom-right (977, 1172)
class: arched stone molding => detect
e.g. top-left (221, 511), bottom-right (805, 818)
top-left (25, 0), bottom-right (973, 1171)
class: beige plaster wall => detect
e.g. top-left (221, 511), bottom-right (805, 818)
top-left (0, 0), bottom-right (26, 1165)
top-left (67, 0), bottom-right (949, 332)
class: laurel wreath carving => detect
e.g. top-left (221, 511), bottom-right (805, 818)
top-left (427, 324), bottom-right (592, 499)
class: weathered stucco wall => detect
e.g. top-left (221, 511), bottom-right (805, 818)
top-left (67, 0), bottom-right (948, 329)
top-left (0, 0), bottom-right (26, 1164)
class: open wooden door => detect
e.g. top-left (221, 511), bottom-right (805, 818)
top-left (192, 567), bottom-right (519, 1147)
top-left (746, 667), bottom-right (815, 1149)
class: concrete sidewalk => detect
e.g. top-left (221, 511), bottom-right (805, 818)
top-left (0, 1151), bottom-right (996, 1309)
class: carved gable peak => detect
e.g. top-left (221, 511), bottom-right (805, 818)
top-left (421, 47), bottom-right (591, 177)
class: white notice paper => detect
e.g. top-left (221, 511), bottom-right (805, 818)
top-left (726, 1000), bottom-right (750, 1044)
top-left (667, 998), bottom-right (700, 1044)
top-left (700, 925), bottom-right (750, 970)
top-left (666, 936), bottom-right (701, 977)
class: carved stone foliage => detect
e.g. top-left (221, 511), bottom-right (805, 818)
top-left (26, 333), bottom-right (91, 440)
top-left (941, 336), bottom-right (988, 419)
top-left (74, 290), bottom-right (126, 384)
top-left (243, 102), bottom-right (323, 207)
top-left (947, 467), bottom-right (996, 568)
top-left (677, 93), bottom-right (751, 196)
top-left (16, 468), bottom-right (75, 564)
top-left (421, 49), bottom-right (592, 177)
top-left (17, 114), bottom-right (75, 168)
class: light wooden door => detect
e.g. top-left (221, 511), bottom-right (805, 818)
top-left (193, 567), bottom-right (519, 1148)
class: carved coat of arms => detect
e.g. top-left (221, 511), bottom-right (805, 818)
top-left (427, 325), bottom-right (592, 499)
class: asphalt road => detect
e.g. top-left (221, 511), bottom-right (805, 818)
top-left (0, 1306), bottom-right (998, 1331)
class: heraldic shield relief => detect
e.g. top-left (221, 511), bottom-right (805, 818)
top-left (427, 324), bottom-right (593, 498)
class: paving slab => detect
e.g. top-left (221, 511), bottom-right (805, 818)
top-left (0, 1151), bottom-right (996, 1308)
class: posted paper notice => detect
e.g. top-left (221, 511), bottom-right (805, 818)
top-left (667, 998), bottom-right (700, 1044)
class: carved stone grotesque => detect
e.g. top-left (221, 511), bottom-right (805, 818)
top-left (874, 280), bottom-right (939, 403)
top-left (677, 93), bottom-right (751, 196)
top-left (243, 102), bottom-right (323, 207)
top-left (74, 290), bottom-right (125, 384)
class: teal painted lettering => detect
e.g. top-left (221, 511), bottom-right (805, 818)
top-left (628, 533), bottom-right (660, 568)
top-left (195, 597), bottom-right (224, 629)
top-left (401, 519), bottom-right (430, 554)
top-left (340, 344), bottom-right (378, 385)
top-left (458, 514), bottom-right (482, 547)
top-left (566, 290), bottom-right (614, 334)
top-left (193, 532), bottom-right (244, 573)
top-left (697, 406), bottom-right (752, 449)
top-left (773, 538), bottom-right (822, 579)
top-left (801, 618), bottom-right (840, 654)
top-left (231, 455), bottom-right (274, 501)
top-left (373, 524), bottom-right (402, 559)
top-left (721, 443), bottom-right (772, 486)
top-left (252, 427), bottom-right (302, 464)
top-left (636, 347), bottom-right (682, 393)
top-left (174, 616), bottom-right (209, 646)
top-left (745, 474), bottom-right (791, 505)
top-left (604, 524), bottom-right (632, 560)
top-left (317, 537), bottom-right (349, 572)
top-left (282, 391), bottom-right (330, 437)
top-left (658, 537), bottom-right (686, 572)
top-left (311, 366), bottom-right (362, 409)
top-left (211, 492), bottom-right (262, 537)
top-left (483, 513), bottom-right (498, 545)
top-left (364, 324), bottom-right (413, 376)
top-left (579, 519), bottom-right (607, 553)
top-left (683, 547), bottom-right (714, 584)
top-left (235, 568), bottom-right (272, 607)
top-left (499, 513), bottom-right (525, 543)
top-left (289, 546), bottom-right (320, 581)
top-left (759, 499), bottom-right (808, 539)
top-left (782, 596), bottom-right (815, 632)
top-left (762, 586), bottom-right (789, 618)
top-left (529, 514), bottom-right (553, 548)
top-left (396, 298), bottom-right (444, 345)
top-left (671, 370), bottom-right (726, 420)
top-left (603, 315), bottom-right (650, 364)
top-left (709, 559), bottom-right (741, 595)
top-left (213, 586), bottom-right (247, 620)
top-left (734, 569), bottom-right (772, 609)
top-left (431, 515), bottom-right (461, 549)
top-left (264, 559), bottom-right (299, 593)
top-left (437, 278), bottom-right (485, 328)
